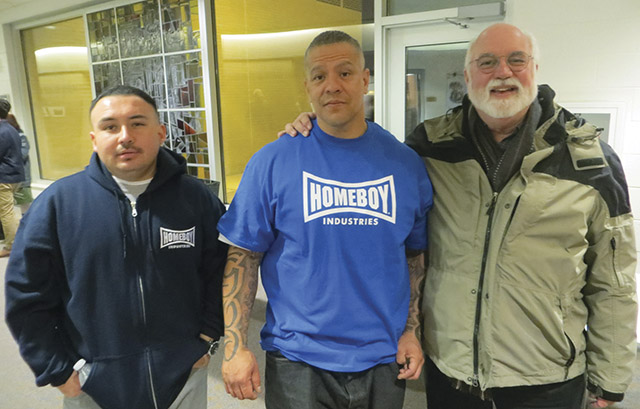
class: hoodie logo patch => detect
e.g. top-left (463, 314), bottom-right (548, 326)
top-left (302, 172), bottom-right (396, 223)
top-left (160, 227), bottom-right (196, 249)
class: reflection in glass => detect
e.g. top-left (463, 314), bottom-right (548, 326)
top-left (93, 63), bottom-right (122, 95)
top-left (166, 52), bottom-right (203, 108)
top-left (87, 9), bottom-right (119, 62)
top-left (167, 111), bottom-right (208, 165)
top-left (122, 57), bottom-right (167, 108)
top-left (117, 0), bottom-right (161, 58)
top-left (161, 0), bottom-right (200, 52)
top-left (405, 42), bottom-right (467, 134)
top-left (21, 17), bottom-right (93, 180)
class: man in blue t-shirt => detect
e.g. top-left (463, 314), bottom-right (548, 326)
top-left (218, 30), bottom-right (433, 409)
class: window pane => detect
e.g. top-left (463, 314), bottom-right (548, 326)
top-left (405, 43), bottom-right (468, 135)
top-left (387, 0), bottom-right (498, 16)
top-left (21, 18), bottom-right (93, 180)
top-left (214, 0), bottom-right (373, 201)
top-left (117, 0), bottom-right (162, 58)
top-left (122, 56), bottom-right (167, 108)
top-left (167, 110), bottom-right (208, 166)
top-left (165, 52), bottom-right (204, 108)
top-left (160, 0), bottom-right (201, 52)
top-left (92, 62), bottom-right (122, 95)
top-left (87, 8), bottom-right (119, 62)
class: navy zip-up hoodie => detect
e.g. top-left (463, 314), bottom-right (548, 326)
top-left (5, 148), bottom-right (227, 409)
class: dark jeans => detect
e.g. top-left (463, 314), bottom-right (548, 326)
top-left (426, 358), bottom-right (586, 409)
top-left (265, 351), bottom-right (405, 409)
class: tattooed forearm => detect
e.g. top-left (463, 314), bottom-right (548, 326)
top-left (222, 246), bottom-right (263, 361)
top-left (404, 250), bottom-right (426, 338)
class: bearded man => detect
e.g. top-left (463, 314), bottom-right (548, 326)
top-left (405, 23), bottom-right (637, 409)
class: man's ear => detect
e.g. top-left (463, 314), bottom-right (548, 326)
top-left (158, 124), bottom-right (167, 146)
top-left (90, 132), bottom-right (98, 153)
top-left (362, 68), bottom-right (370, 93)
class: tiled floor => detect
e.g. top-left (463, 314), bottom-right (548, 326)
top-left (1, 256), bottom-right (638, 408)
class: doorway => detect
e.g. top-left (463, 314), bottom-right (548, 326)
top-left (380, 19), bottom-right (497, 141)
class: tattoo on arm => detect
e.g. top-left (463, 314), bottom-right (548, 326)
top-left (404, 250), bottom-right (426, 339)
top-left (222, 246), bottom-right (263, 361)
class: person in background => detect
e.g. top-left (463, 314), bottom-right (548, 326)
top-left (219, 30), bottom-right (433, 409)
top-left (282, 23), bottom-right (637, 409)
top-left (5, 85), bottom-right (227, 409)
top-left (5, 113), bottom-right (33, 214)
top-left (0, 98), bottom-right (24, 257)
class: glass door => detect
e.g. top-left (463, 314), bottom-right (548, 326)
top-left (382, 21), bottom-right (492, 141)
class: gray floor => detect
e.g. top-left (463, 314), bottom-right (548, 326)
top-left (1, 255), bottom-right (638, 408)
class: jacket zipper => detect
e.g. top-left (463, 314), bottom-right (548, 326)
top-left (563, 333), bottom-right (576, 380)
top-left (472, 192), bottom-right (498, 387)
top-left (610, 237), bottom-right (625, 286)
top-left (130, 199), bottom-right (158, 408)
top-left (146, 350), bottom-right (159, 409)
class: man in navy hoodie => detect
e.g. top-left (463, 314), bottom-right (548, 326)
top-left (0, 98), bottom-right (25, 257)
top-left (5, 85), bottom-right (227, 409)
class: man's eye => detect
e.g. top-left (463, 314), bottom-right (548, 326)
top-left (341, 72), bottom-right (351, 77)
top-left (478, 57), bottom-right (496, 68)
top-left (313, 75), bottom-right (324, 81)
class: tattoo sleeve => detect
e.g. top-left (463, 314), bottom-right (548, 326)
top-left (404, 250), bottom-right (426, 339)
top-left (222, 246), bottom-right (263, 361)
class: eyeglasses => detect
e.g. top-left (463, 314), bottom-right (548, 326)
top-left (471, 51), bottom-right (533, 74)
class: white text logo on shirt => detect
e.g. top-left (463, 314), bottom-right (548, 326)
top-left (302, 172), bottom-right (396, 224)
top-left (160, 227), bottom-right (196, 249)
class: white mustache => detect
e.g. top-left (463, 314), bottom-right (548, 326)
top-left (486, 78), bottom-right (522, 91)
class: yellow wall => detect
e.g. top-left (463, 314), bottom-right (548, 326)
top-left (214, 0), bottom-right (364, 198)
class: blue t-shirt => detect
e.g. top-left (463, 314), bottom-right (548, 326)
top-left (218, 120), bottom-right (433, 372)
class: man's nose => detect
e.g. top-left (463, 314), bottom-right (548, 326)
top-left (494, 57), bottom-right (513, 78)
top-left (325, 73), bottom-right (342, 93)
top-left (118, 126), bottom-right (134, 146)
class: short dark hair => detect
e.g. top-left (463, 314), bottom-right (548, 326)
top-left (304, 30), bottom-right (364, 67)
top-left (0, 98), bottom-right (11, 119)
top-left (90, 85), bottom-right (158, 117)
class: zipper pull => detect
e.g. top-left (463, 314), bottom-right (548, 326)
top-left (486, 192), bottom-right (498, 215)
top-left (471, 374), bottom-right (480, 387)
top-left (131, 201), bottom-right (138, 217)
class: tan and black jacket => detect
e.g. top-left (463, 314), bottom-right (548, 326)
top-left (406, 85), bottom-right (637, 401)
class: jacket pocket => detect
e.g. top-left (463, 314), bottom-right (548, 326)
top-left (562, 333), bottom-right (576, 380)
top-left (81, 354), bottom-right (155, 409)
top-left (81, 337), bottom-right (205, 409)
top-left (490, 281), bottom-right (575, 378)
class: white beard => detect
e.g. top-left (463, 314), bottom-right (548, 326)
top-left (468, 77), bottom-right (538, 119)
